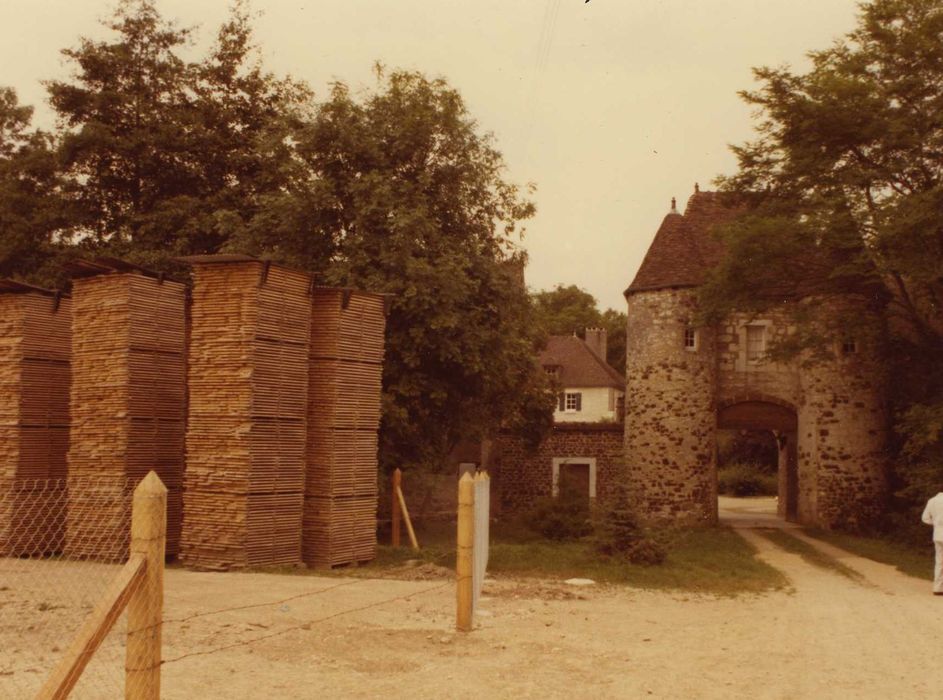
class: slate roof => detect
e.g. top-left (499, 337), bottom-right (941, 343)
top-left (540, 335), bottom-right (624, 389)
top-left (625, 189), bottom-right (742, 295)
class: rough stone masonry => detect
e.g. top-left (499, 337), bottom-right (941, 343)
top-left (623, 188), bottom-right (887, 529)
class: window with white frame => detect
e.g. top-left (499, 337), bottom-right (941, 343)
top-left (745, 324), bottom-right (766, 363)
top-left (564, 392), bottom-right (582, 412)
top-left (684, 327), bottom-right (697, 350)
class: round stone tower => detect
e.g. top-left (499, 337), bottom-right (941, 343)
top-left (623, 193), bottom-right (725, 524)
top-left (795, 301), bottom-right (887, 528)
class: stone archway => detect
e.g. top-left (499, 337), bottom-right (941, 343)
top-left (717, 395), bottom-right (799, 521)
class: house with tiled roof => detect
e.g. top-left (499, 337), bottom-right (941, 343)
top-left (539, 330), bottom-right (624, 423)
top-left (489, 329), bottom-right (625, 512)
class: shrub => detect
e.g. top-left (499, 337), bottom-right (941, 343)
top-left (624, 538), bottom-right (667, 566)
top-left (717, 462), bottom-right (778, 497)
top-left (717, 430), bottom-right (778, 473)
top-left (593, 483), bottom-right (666, 566)
top-left (524, 481), bottom-right (593, 541)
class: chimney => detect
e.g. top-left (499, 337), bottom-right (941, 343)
top-left (584, 327), bottom-right (607, 361)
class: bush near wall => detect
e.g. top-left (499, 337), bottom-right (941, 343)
top-left (717, 462), bottom-right (778, 497)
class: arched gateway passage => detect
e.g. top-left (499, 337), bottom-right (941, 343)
top-left (717, 398), bottom-right (799, 521)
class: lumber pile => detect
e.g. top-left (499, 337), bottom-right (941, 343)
top-left (180, 257), bottom-right (311, 570)
top-left (303, 289), bottom-right (386, 567)
top-left (65, 261), bottom-right (186, 560)
top-left (0, 282), bottom-right (70, 555)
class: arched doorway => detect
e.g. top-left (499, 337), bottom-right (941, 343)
top-left (717, 398), bottom-right (798, 521)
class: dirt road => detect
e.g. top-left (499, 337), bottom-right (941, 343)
top-left (5, 500), bottom-right (941, 698)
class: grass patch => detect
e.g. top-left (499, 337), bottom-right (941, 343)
top-left (801, 528), bottom-right (933, 581)
top-left (755, 529), bottom-right (863, 581)
top-left (343, 519), bottom-right (787, 596)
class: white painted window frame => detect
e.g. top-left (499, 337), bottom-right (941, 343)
top-left (736, 319), bottom-right (773, 371)
top-left (551, 457), bottom-right (597, 499)
top-left (683, 326), bottom-right (698, 352)
top-left (564, 392), bottom-right (581, 413)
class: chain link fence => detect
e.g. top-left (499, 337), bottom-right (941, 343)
top-left (0, 476), bottom-right (144, 699)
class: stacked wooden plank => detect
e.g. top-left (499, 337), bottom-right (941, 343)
top-left (180, 257), bottom-right (311, 570)
top-left (65, 262), bottom-right (186, 560)
top-left (0, 282), bottom-right (71, 555)
top-left (303, 289), bottom-right (386, 567)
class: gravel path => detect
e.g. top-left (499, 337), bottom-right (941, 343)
top-left (5, 499), bottom-right (940, 699)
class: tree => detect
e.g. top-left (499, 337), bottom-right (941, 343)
top-left (0, 88), bottom-right (69, 286)
top-left (702, 0), bottom-right (943, 518)
top-left (47, 0), bottom-right (309, 270)
top-left (532, 283), bottom-right (627, 375)
top-left (235, 68), bottom-right (554, 470)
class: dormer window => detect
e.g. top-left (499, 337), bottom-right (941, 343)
top-left (543, 364), bottom-right (560, 378)
top-left (841, 338), bottom-right (857, 355)
top-left (684, 327), bottom-right (697, 351)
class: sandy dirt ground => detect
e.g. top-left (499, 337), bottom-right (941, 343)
top-left (4, 498), bottom-right (942, 699)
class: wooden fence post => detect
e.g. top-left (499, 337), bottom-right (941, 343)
top-left (391, 468), bottom-right (402, 548)
top-left (456, 472), bottom-right (474, 632)
top-left (125, 471), bottom-right (166, 700)
top-left (396, 483), bottom-right (420, 551)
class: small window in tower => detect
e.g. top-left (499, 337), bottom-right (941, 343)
top-left (746, 324), bottom-right (766, 363)
top-left (842, 338), bottom-right (857, 355)
top-left (564, 392), bottom-right (582, 412)
top-left (684, 327), bottom-right (697, 351)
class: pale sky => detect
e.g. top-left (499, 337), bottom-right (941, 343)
top-left (0, 0), bottom-right (861, 311)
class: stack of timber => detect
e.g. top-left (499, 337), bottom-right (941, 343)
top-left (180, 256), bottom-right (311, 570)
top-left (0, 282), bottom-right (70, 555)
top-left (64, 259), bottom-right (186, 560)
top-left (303, 288), bottom-right (387, 567)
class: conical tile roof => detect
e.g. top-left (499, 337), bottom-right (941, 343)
top-left (626, 189), bottom-right (742, 295)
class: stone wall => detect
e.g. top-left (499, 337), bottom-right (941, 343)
top-left (623, 287), bottom-right (888, 530)
top-left (797, 337), bottom-right (887, 529)
top-left (715, 309), bottom-right (800, 408)
top-left (624, 289), bottom-right (716, 524)
top-left (492, 423), bottom-right (624, 513)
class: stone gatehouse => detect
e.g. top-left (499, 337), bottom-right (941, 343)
top-left (623, 188), bottom-right (887, 529)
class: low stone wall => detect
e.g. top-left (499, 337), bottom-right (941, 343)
top-left (492, 423), bottom-right (625, 513)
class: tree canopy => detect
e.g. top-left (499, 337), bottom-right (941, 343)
top-left (0, 1), bottom-right (554, 472)
top-left (702, 0), bottom-right (943, 513)
top-left (0, 89), bottom-right (68, 284)
top-left (44, 0), bottom-right (309, 272)
top-left (235, 68), bottom-right (555, 468)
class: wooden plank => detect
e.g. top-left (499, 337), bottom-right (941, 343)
top-left (36, 554), bottom-right (147, 700)
top-left (391, 469), bottom-right (402, 548)
top-left (396, 484), bottom-right (419, 551)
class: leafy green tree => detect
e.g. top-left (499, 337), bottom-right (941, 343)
top-left (47, 0), bottom-right (308, 269)
top-left (236, 68), bottom-right (554, 470)
top-left (701, 0), bottom-right (943, 517)
top-left (532, 283), bottom-right (627, 374)
top-left (0, 88), bottom-right (70, 286)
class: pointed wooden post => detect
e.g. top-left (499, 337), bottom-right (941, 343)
top-left (391, 468), bottom-right (402, 548)
top-left (125, 471), bottom-right (166, 700)
top-left (456, 472), bottom-right (475, 632)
